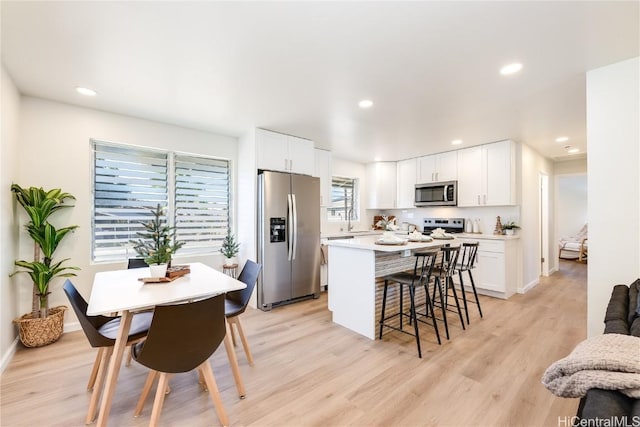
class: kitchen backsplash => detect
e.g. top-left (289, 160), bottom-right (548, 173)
top-left (381, 206), bottom-right (521, 234)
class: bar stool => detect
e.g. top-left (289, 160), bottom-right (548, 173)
top-left (223, 263), bottom-right (238, 279)
top-left (456, 242), bottom-right (483, 324)
top-left (431, 245), bottom-right (466, 339)
top-left (379, 251), bottom-right (441, 358)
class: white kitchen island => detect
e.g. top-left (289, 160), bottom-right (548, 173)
top-left (326, 235), bottom-right (456, 339)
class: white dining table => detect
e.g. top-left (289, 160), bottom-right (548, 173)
top-left (87, 262), bottom-right (246, 427)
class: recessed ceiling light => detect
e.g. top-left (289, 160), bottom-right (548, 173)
top-left (358, 99), bottom-right (373, 109)
top-left (76, 87), bottom-right (97, 96)
top-left (499, 63), bottom-right (523, 75)
top-left (556, 136), bottom-right (569, 143)
top-left (567, 148), bottom-right (580, 154)
top-left (451, 139), bottom-right (463, 145)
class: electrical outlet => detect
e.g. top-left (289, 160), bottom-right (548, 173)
top-left (402, 249), bottom-right (411, 257)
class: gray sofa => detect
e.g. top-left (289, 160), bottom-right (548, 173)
top-left (575, 280), bottom-right (640, 423)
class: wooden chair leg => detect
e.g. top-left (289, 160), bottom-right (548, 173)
top-left (229, 321), bottom-right (237, 347)
top-left (87, 348), bottom-right (103, 391)
top-left (223, 321), bottom-right (246, 398)
top-left (231, 316), bottom-right (254, 366)
top-left (200, 362), bottom-right (229, 427)
top-left (198, 369), bottom-right (207, 391)
top-left (149, 372), bottom-right (170, 426)
top-left (125, 345), bottom-right (133, 367)
top-left (86, 346), bottom-right (112, 424)
top-left (134, 370), bottom-right (157, 417)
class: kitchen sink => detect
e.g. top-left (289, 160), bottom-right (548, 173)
top-left (327, 235), bottom-right (354, 240)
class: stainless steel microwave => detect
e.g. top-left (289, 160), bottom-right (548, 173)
top-left (414, 181), bottom-right (457, 206)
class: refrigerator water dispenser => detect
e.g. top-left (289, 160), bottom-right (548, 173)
top-left (270, 217), bottom-right (286, 243)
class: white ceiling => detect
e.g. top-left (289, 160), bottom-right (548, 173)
top-left (2, 1), bottom-right (638, 163)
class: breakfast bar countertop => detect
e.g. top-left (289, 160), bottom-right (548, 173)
top-left (325, 234), bottom-right (457, 252)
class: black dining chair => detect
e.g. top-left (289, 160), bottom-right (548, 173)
top-left (127, 258), bottom-right (148, 269)
top-left (132, 294), bottom-right (229, 426)
top-left (63, 280), bottom-right (153, 424)
top-left (225, 260), bottom-right (262, 366)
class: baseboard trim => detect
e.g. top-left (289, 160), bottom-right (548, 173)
top-left (64, 321), bottom-right (81, 334)
top-left (518, 278), bottom-right (539, 294)
top-left (0, 337), bottom-right (19, 375)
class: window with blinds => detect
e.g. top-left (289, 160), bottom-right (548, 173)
top-left (174, 154), bottom-right (230, 256)
top-left (328, 176), bottom-right (359, 221)
top-left (92, 141), bottom-right (230, 263)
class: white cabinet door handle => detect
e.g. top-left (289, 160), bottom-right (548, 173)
top-left (477, 195), bottom-right (480, 205)
top-left (483, 194), bottom-right (487, 204)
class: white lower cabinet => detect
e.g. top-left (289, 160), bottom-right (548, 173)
top-left (457, 237), bottom-right (520, 299)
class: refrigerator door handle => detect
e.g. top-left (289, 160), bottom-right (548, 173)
top-left (287, 193), bottom-right (293, 261)
top-left (292, 193), bottom-right (298, 260)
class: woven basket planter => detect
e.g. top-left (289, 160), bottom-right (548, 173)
top-left (13, 306), bottom-right (67, 348)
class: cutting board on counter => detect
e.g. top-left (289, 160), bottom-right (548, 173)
top-left (373, 215), bottom-right (396, 230)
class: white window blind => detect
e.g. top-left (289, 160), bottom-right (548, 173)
top-left (92, 141), bottom-right (231, 263)
top-left (328, 176), bottom-right (358, 221)
top-left (174, 154), bottom-right (230, 256)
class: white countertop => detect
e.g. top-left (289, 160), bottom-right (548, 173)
top-left (322, 231), bottom-right (519, 241)
top-left (321, 230), bottom-right (382, 239)
top-left (325, 234), bottom-right (459, 252)
top-left (456, 232), bottom-right (520, 240)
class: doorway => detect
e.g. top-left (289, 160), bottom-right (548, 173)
top-left (539, 173), bottom-right (550, 276)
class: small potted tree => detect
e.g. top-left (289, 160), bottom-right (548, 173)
top-left (220, 227), bottom-right (240, 266)
top-left (10, 184), bottom-right (80, 347)
top-left (130, 204), bottom-right (184, 277)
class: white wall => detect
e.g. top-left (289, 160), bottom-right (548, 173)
top-left (1, 66), bottom-right (22, 371)
top-left (587, 57), bottom-right (640, 337)
top-left (554, 158), bottom-right (587, 175)
top-left (519, 143), bottom-right (555, 286)
top-left (555, 175), bottom-right (587, 240)
top-left (15, 97), bottom-right (238, 326)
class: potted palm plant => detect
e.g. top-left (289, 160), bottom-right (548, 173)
top-left (130, 204), bottom-right (184, 277)
top-left (10, 184), bottom-right (80, 347)
top-left (220, 227), bottom-right (240, 266)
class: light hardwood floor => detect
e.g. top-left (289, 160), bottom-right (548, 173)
top-left (1, 261), bottom-right (586, 426)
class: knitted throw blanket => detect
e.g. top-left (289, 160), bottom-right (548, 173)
top-left (542, 333), bottom-right (640, 398)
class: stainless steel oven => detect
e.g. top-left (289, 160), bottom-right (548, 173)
top-left (414, 181), bottom-right (457, 207)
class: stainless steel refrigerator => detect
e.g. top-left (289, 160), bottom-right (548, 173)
top-left (257, 170), bottom-right (320, 310)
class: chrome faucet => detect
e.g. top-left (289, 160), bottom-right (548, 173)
top-left (347, 208), bottom-right (354, 231)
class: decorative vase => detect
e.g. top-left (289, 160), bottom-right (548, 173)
top-left (149, 263), bottom-right (168, 277)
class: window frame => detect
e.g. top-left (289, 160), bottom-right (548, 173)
top-left (91, 139), bottom-right (232, 264)
top-left (327, 175), bottom-right (359, 222)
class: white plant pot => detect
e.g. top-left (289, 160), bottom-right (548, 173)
top-left (505, 229), bottom-right (515, 236)
top-left (224, 257), bottom-right (235, 266)
top-left (149, 263), bottom-right (168, 277)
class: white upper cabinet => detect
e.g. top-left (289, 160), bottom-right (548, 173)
top-left (396, 158), bottom-right (417, 209)
top-left (416, 151), bottom-right (457, 183)
top-left (457, 140), bottom-right (516, 207)
top-left (256, 128), bottom-right (314, 175)
top-left (313, 149), bottom-right (332, 207)
top-left (366, 162), bottom-right (397, 209)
